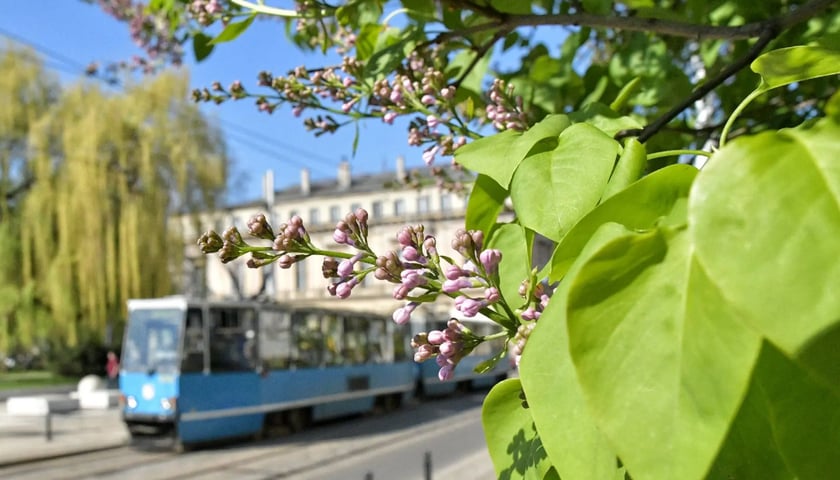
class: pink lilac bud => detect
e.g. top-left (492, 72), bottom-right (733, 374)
top-left (521, 306), bottom-right (540, 321)
top-left (383, 111), bottom-right (397, 124)
top-left (392, 302), bottom-right (418, 325)
top-left (337, 252), bottom-right (364, 278)
top-left (455, 297), bottom-right (484, 317)
top-left (278, 254), bottom-right (295, 269)
top-left (444, 265), bottom-right (466, 280)
top-left (439, 341), bottom-right (460, 357)
top-left (485, 287), bottom-right (501, 303)
top-left (438, 364), bottom-right (454, 381)
top-left (397, 227), bottom-right (414, 247)
top-left (426, 114), bottom-right (440, 128)
top-left (400, 269), bottom-right (427, 289)
top-left (422, 145), bottom-right (440, 166)
top-left (402, 245), bottom-right (421, 261)
top-left (336, 277), bottom-right (360, 299)
top-left (247, 213), bottom-right (275, 240)
top-left (443, 277), bottom-right (473, 293)
top-left (421, 94), bottom-right (436, 105)
top-left (427, 330), bottom-right (445, 345)
top-left (479, 249), bottom-right (502, 274)
top-left (414, 344), bottom-right (435, 362)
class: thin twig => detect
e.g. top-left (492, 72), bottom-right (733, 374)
top-left (451, 28), bottom-right (511, 89)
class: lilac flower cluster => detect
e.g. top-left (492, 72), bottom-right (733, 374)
top-left (199, 210), bottom-right (519, 383)
top-left (485, 79), bottom-right (528, 131)
top-left (187, 0), bottom-right (225, 26)
top-left (95, 0), bottom-right (185, 67)
top-left (412, 319), bottom-right (479, 381)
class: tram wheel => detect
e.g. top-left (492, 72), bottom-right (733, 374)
top-left (286, 408), bottom-right (311, 433)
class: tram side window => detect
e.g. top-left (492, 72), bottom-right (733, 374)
top-left (292, 312), bottom-right (323, 368)
top-left (343, 316), bottom-right (370, 365)
top-left (392, 323), bottom-right (410, 362)
top-left (209, 307), bottom-right (257, 372)
top-left (181, 308), bottom-right (205, 372)
top-left (258, 308), bottom-right (292, 369)
top-left (368, 318), bottom-right (386, 364)
top-left (322, 313), bottom-right (343, 366)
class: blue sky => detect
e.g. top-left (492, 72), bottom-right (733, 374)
top-left (0, 2), bottom-right (421, 205)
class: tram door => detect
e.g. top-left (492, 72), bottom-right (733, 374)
top-left (177, 305), bottom-right (263, 442)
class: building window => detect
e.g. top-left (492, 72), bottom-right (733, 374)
top-left (440, 193), bottom-right (452, 212)
top-left (295, 261), bottom-right (306, 292)
top-left (393, 199), bottom-right (405, 216)
top-left (330, 205), bottom-right (342, 223)
top-left (309, 207), bottom-right (320, 225)
top-left (417, 195), bottom-right (430, 214)
top-left (372, 201), bottom-right (383, 218)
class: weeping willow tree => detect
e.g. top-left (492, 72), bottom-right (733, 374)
top-left (1, 43), bottom-right (229, 352)
top-left (0, 43), bottom-right (60, 353)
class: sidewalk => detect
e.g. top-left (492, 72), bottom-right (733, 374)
top-left (0, 401), bottom-right (129, 467)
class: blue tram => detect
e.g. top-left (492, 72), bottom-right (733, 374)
top-left (119, 296), bottom-right (509, 448)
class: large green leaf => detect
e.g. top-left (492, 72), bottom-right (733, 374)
top-left (465, 174), bottom-right (508, 235)
top-left (550, 164), bottom-right (697, 281)
top-left (482, 378), bottom-right (558, 480)
top-left (751, 45), bottom-right (840, 92)
top-left (510, 123), bottom-right (619, 242)
top-left (486, 223), bottom-right (530, 310)
top-left (519, 223), bottom-right (627, 480)
top-left (689, 119), bottom-right (840, 389)
top-left (566, 227), bottom-right (762, 480)
top-left (708, 341), bottom-right (840, 479)
top-left (456, 115), bottom-right (571, 188)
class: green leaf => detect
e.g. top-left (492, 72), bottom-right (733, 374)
top-left (582, 0), bottom-right (612, 14)
top-left (192, 32), bottom-right (214, 62)
top-left (365, 32), bottom-right (418, 77)
top-left (566, 227), bottom-right (762, 480)
top-left (355, 24), bottom-right (384, 60)
top-left (550, 164), bottom-right (697, 281)
top-left (510, 123), bottom-right (619, 242)
top-left (446, 49), bottom-right (492, 98)
top-left (489, 0), bottom-right (533, 14)
top-left (520, 223), bottom-right (627, 480)
top-left (751, 45), bottom-right (840, 92)
top-left (689, 119), bottom-right (840, 390)
top-left (209, 13), bottom-right (256, 45)
top-left (465, 174), bottom-right (508, 236)
top-left (708, 341), bottom-right (840, 479)
top-left (486, 223), bottom-right (530, 309)
top-left (456, 115), bottom-right (571, 188)
top-left (482, 378), bottom-right (556, 479)
top-left (601, 137), bottom-right (647, 201)
top-left (568, 102), bottom-right (643, 137)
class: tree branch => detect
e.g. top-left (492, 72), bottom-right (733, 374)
top-left (634, 26), bottom-right (779, 143)
top-left (430, 0), bottom-right (837, 43)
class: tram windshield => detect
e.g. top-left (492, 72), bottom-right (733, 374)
top-left (122, 308), bottom-right (183, 374)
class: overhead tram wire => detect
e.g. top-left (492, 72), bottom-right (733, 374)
top-left (1, 26), bottom-right (348, 176)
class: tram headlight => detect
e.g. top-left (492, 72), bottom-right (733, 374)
top-left (160, 397), bottom-right (176, 411)
top-left (126, 396), bottom-right (138, 409)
